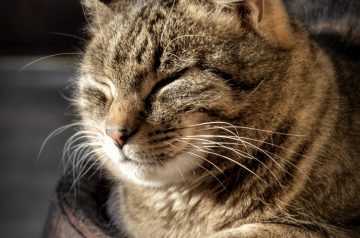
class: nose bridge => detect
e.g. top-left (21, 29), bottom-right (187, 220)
top-left (106, 98), bottom-right (141, 133)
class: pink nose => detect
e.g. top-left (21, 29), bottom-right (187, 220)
top-left (106, 128), bottom-right (129, 147)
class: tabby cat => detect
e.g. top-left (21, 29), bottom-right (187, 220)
top-left (74, 0), bottom-right (360, 237)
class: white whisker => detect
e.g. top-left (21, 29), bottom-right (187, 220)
top-left (170, 140), bottom-right (224, 175)
top-left (186, 134), bottom-right (291, 176)
top-left (72, 149), bottom-right (103, 187)
top-left (184, 156), bottom-right (228, 192)
top-left (177, 167), bottom-right (186, 184)
top-left (239, 136), bottom-right (308, 160)
top-left (183, 137), bottom-right (284, 189)
top-left (246, 79), bottom-right (265, 97)
top-left (63, 141), bottom-right (101, 172)
top-left (46, 31), bottom-right (87, 41)
top-left (188, 121), bottom-right (305, 137)
top-left (19, 53), bottom-right (82, 72)
top-left (194, 146), bottom-right (269, 186)
top-left (37, 122), bottom-right (94, 161)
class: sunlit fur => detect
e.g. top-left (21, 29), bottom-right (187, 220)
top-left (70, 0), bottom-right (360, 237)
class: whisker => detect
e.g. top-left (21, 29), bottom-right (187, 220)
top-left (45, 31), bottom-right (87, 41)
top-left (246, 79), bottom-right (265, 97)
top-left (87, 154), bottom-right (110, 179)
top-left (169, 140), bottom-right (224, 175)
top-left (61, 130), bottom-right (101, 167)
top-left (70, 143), bottom-right (101, 166)
top-left (63, 141), bottom-right (100, 172)
top-left (188, 121), bottom-right (305, 137)
top-left (183, 156), bottom-right (228, 193)
top-left (65, 136), bottom-right (99, 164)
top-left (186, 134), bottom-right (303, 160)
top-left (202, 140), bottom-right (308, 177)
top-left (186, 135), bottom-right (291, 176)
top-left (19, 53), bottom-right (82, 72)
top-left (177, 167), bottom-right (186, 184)
top-left (197, 125), bottom-right (250, 153)
top-left (72, 149), bottom-right (103, 187)
top-left (183, 137), bottom-right (284, 189)
top-left (186, 142), bottom-right (269, 186)
top-left (67, 144), bottom-right (92, 175)
top-left (205, 144), bottom-right (284, 190)
top-left (197, 134), bottom-right (310, 180)
top-left (239, 136), bottom-right (309, 160)
top-left (37, 122), bottom-right (94, 161)
top-left (70, 147), bottom-right (102, 181)
top-left (150, 152), bottom-right (164, 166)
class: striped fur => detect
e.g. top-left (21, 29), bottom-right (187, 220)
top-left (75, 0), bottom-right (360, 237)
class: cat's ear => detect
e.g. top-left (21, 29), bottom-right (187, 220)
top-left (254, 0), bottom-right (295, 48)
top-left (82, 0), bottom-right (114, 31)
top-left (219, 0), bottom-right (295, 48)
top-left (82, 0), bottom-right (135, 32)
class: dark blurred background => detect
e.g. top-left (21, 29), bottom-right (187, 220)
top-left (1, 0), bottom-right (86, 55)
top-left (0, 1), bottom-right (87, 237)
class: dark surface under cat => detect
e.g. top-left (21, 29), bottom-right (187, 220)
top-left (0, 57), bottom-right (73, 238)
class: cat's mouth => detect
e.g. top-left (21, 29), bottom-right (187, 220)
top-left (103, 135), bottom-right (164, 166)
top-left (102, 135), bottom-right (205, 186)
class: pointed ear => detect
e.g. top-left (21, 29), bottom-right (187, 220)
top-left (82, 0), bottom-right (114, 31)
top-left (254, 0), bottom-right (295, 48)
top-left (220, 0), bottom-right (295, 48)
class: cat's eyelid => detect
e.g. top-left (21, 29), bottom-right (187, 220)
top-left (86, 76), bottom-right (116, 97)
top-left (101, 78), bottom-right (117, 97)
top-left (149, 67), bottom-right (190, 97)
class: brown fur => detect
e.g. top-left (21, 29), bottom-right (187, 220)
top-left (74, 0), bottom-right (360, 237)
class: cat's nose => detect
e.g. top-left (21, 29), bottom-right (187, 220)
top-left (106, 128), bottom-right (129, 148)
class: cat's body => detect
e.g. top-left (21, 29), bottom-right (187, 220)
top-left (75, 0), bottom-right (360, 237)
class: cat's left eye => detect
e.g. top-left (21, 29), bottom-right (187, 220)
top-left (149, 68), bottom-right (190, 97)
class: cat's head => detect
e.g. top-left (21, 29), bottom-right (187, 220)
top-left (76, 0), bottom-right (304, 186)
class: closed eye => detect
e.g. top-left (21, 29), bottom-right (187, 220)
top-left (85, 76), bottom-right (115, 99)
top-left (96, 81), bottom-right (112, 92)
top-left (143, 67), bottom-right (189, 111)
top-left (148, 67), bottom-right (190, 98)
top-left (83, 87), bottom-right (108, 104)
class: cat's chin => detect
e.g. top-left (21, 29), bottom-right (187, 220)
top-left (102, 137), bottom-right (203, 187)
top-left (112, 154), bottom-right (202, 187)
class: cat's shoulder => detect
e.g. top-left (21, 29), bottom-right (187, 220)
top-left (284, 0), bottom-right (360, 54)
top-left (285, 0), bottom-right (360, 113)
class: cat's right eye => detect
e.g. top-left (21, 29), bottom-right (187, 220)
top-left (99, 82), bottom-right (109, 87)
top-left (85, 77), bottom-right (115, 99)
top-left (80, 86), bottom-right (109, 113)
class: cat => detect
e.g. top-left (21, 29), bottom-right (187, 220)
top-left (73, 0), bottom-right (360, 237)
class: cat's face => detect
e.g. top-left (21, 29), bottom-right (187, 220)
top-left (76, 0), bottom-right (296, 186)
